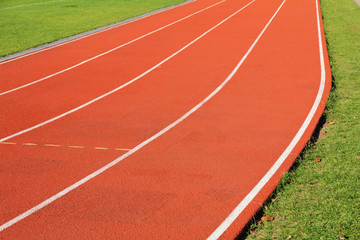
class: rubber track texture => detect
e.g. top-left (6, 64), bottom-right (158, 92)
top-left (0, 0), bottom-right (331, 238)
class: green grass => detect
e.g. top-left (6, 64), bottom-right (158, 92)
top-left (0, 0), bottom-right (187, 57)
top-left (242, 0), bottom-right (360, 239)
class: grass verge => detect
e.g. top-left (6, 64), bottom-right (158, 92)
top-left (241, 0), bottom-right (360, 239)
top-left (0, 0), bottom-right (187, 57)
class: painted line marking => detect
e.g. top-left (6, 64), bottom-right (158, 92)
top-left (0, 0), bottom-right (196, 64)
top-left (0, 142), bottom-right (16, 145)
top-left (207, 0), bottom-right (327, 238)
top-left (0, 0), bottom-right (254, 144)
top-left (43, 144), bottom-right (61, 147)
top-left (0, 0), bottom-right (67, 10)
top-left (0, 142), bottom-right (130, 151)
top-left (22, 143), bottom-right (37, 146)
top-left (94, 147), bottom-right (108, 150)
top-left (67, 145), bottom-right (84, 149)
top-left (115, 148), bottom-right (131, 151)
top-left (0, 0), bottom-right (226, 96)
top-left (0, 0), bottom-right (264, 231)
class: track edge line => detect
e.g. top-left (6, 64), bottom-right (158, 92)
top-left (206, 0), bottom-right (331, 238)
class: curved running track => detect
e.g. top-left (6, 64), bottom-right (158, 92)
top-left (0, 0), bottom-right (331, 238)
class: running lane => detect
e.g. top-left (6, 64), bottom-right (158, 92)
top-left (0, 0), bottom-right (266, 223)
top-left (0, 0), bottom-right (224, 92)
top-left (0, 0), bottom-right (246, 139)
top-left (0, 0), bottom-right (331, 239)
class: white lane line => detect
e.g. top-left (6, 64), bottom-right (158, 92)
top-left (0, 0), bottom-right (255, 143)
top-left (207, 0), bottom-right (327, 238)
top-left (0, 0), bottom-right (224, 96)
top-left (0, 0), bottom-right (67, 10)
top-left (0, 1), bottom-right (225, 97)
top-left (0, 0), bottom-right (257, 231)
top-left (0, 0), bottom-right (196, 64)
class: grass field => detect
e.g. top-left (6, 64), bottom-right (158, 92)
top-left (242, 0), bottom-right (360, 239)
top-left (0, 0), bottom-right (187, 57)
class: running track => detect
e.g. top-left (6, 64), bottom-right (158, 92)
top-left (0, 0), bottom-right (331, 238)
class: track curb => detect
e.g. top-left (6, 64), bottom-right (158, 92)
top-left (0, 0), bottom-right (194, 63)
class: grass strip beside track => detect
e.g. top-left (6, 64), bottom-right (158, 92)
top-left (243, 0), bottom-right (360, 239)
top-left (0, 0), bottom-right (187, 57)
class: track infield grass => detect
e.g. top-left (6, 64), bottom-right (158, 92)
top-left (242, 0), bottom-right (360, 239)
top-left (0, 0), bottom-right (187, 58)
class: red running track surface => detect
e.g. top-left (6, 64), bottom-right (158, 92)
top-left (0, 0), bottom-right (331, 238)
